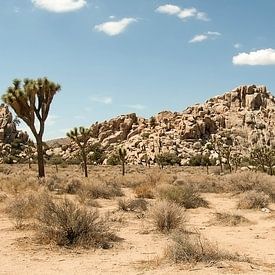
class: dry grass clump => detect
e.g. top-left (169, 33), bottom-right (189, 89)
top-left (237, 191), bottom-right (270, 209)
top-left (175, 174), bottom-right (224, 193)
top-left (214, 212), bottom-right (251, 226)
top-left (5, 191), bottom-right (44, 228)
top-left (158, 184), bottom-right (209, 209)
top-left (134, 184), bottom-right (155, 199)
top-left (118, 198), bottom-right (148, 212)
top-left (0, 175), bottom-right (40, 195)
top-left (224, 171), bottom-right (275, 201)
top-left (110, 174), bottom-right (148, 188)
top-left (151, 200), bottom-right (186, 233)
top-left (43, 175), bottom-right (65, 192)
top-left (77, 180), bottom-right (123, 204)
top-left (65, 178), bottom-right (82, 194)
top-left (168, 232), bottom-right (242, 264)
top-left (37, 198), bottom-right (118, 248)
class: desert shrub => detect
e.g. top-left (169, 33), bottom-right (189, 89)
top-left (214, 212), bottom-right (251, 226)
top-left (151, 200), bottom-right (186, 233)
top-left (78, 181), bottom-right (123, 201)
top-left (156, 153), bottom-right (181, 168)
top-left (37, 198), bottom-right (117, 248)
top-left (189, 154), bottom-right (213, 167)
top-left (0, 175), bottom-right (40, 195)
top-left (237, 191), bottom-right (270, 209)
top-left (44, 175), bottom-right (65, 192)
top-left (107, 154), bottom-right (121, 166)
top-left (174, 175), bottom-right (224, 193)
top-left (118, 198), bottom-right (148, 212)
top-left (168, 232), bottom-right (241, 264)
top-left (65, 178), bottom-right (82, 194)
top-left (224, 171), bottom-right (275, 201)
top-left (135, 184), bottom-right (155, 199)
top-left (5, 192), bottom-right (41, 228)
top-left (88, 143), bottom-right (106, 165)
top-left (158, 184), bottom-right (208, 209)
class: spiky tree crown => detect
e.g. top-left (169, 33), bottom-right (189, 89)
top-left (67, 127), bottom-right (91, 148)
top-left (118, 147), bottom-right (127, 160)
top-left (2, 78), bottom-right (61, 137)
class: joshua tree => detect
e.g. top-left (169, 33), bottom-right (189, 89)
top-left (67, 127), bottom-right (91, 177)
top-left (118, 147), bottom-right (127, 176)
top-left (250, 145), bottom-right (275, 175)
top-left (2, 78), bottom-right (61, 177)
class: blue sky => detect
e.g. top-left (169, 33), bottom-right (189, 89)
top-left (1, 0), bottom-right (275, 140)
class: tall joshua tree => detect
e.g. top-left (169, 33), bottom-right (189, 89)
top-left (2, 78), bottom-right (61, 177)
top-left (118, 147), bottom-right (127, 176)
top-left (67, 127), bottom-right (91, 177)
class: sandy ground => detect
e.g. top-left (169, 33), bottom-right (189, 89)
top-left (0, 170), bottom-right (275, 274)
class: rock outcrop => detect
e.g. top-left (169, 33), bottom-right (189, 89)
top-left (0, 104), bottom-right (29, 163)
top-left (48, 85), bottom-right (275, 165)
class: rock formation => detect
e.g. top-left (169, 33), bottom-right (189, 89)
top-left (0, 104), bottom-right (29, 163)
top-left (47, 85), bottom-right (275, 165)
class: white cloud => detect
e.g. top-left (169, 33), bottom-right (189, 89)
top-left (207, 31), bottom-right (221, 36)
top-left (155, 4), bottom-right (181, 15)
top-left (189, 31), bottom-right (221, 43)
top-left (196, 12), bottom-right (210, 21)
top-left (94, 18), bottom-right (137, 36)
top-left (156, 4), bottom-right (209, 22)
top-left (178, 8), bottom-right (197, 20)
top-left (234, 43), bottom-right (242, 49)
top-left (233, 48), bottom-right (275, 66)
top-left (90, 96), bottom-right (113, 104)
top-left (32, 0), bottom-right (87, 13)
top-left (189, 34), bottom-right (208, 43)
top-left (124, 104), bottom-right (146, 110)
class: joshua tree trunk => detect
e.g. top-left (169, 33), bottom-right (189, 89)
top-left (36, 140), bottom-right (45, 178)
top-left (122, 161), bottom-right (125, 176)
top-left (82, 150), bottom-right (88, 178)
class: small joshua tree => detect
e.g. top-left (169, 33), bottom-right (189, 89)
top-left (250, 145), bottom-right (275, 175)
top-left (67, 127), bottom-right (91, 177)
top-left (2, 78), bottom-right (61, 177)
top-left (118, 147), bottom-right (127, 176)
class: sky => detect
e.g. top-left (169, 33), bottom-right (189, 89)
top-left (0, 0), bottom-right (275, 140)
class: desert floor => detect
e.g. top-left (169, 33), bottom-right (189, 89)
top-left (0, 165), bottom-right (274, 275)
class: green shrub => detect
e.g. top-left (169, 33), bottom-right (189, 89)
top-left (107, 154), bottom-right (121, 166)
top-left (156, 152), bottom-right (181, 168)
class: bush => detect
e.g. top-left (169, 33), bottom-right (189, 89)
top-left (107, 154), bottom-right (121, 166)
top-left (37, 198), bottom-right (117, 248)
top-left (158, 184), bottom-right (208, 209)
top-left (65, 178), bottom-right (82, 194)
top-left (224, 171), bottom-right (275, 201)
top-left (135, 184), bottom-right (155, 199)
top-left (118, 198), bottom-right (148, 212)
top-left (156, 153), bottom-right (181, 168)
top-left (214, 212), bottom-right (251, 226)
top-left (5, 192), bottom-right (41, 228)
top-left (168, 232), bottom-right (241, 264)
top-left (151, 200), bottom-right (185, 233)
top-left (237, 191), bottom-right (270, 209)
top-left (78, 181), bottom-right (123, 200)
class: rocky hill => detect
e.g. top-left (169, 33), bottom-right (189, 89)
top-left (46, 85), bottom-right (275, 165)
top-left (0, 104), bottom-right (29, 163)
